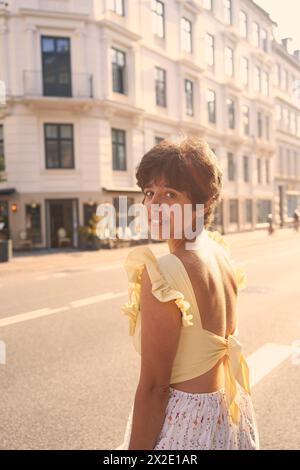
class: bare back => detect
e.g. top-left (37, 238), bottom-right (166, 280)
top-left (170, 236), bottom-right (239, 393)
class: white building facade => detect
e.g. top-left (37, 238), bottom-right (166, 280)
top-left (272, 39), bottom-right (300, 226)
top-left (0, 0), bottom-right (298, 248)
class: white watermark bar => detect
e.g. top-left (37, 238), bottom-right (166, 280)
top-left (95, 196), bottom-right (205, 248)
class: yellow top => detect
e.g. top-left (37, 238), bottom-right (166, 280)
top-left (121, 229), bottom-right (250, 425)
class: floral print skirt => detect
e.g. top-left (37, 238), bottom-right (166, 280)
top-left (118, 383), bottom-right (260, 450)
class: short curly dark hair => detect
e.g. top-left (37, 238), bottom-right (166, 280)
top-left (135, 136), bottom-right (223, 228)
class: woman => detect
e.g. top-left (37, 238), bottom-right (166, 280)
top-left (119, 137), bottom-right (260, 450)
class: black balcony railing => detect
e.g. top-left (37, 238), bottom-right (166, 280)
top-left (23, 71), bottom-right (93, 99)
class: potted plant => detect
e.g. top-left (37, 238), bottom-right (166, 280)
top-left (77, 213), bottom-right (103, 250)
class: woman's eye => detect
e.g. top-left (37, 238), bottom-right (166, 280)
top-left (143, 190), bottom-right (176, 198)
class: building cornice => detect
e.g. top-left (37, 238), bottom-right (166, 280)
top-left (102, 186), bottom-right (142, 193)
top-left (272, 40), bottom-right (300, 70)
top-left (97, 19), bottom-right (141, 42)
top-left (18, 8), bottom-right (90, 22)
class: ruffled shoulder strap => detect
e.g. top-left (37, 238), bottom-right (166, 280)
top-left (121, 246), bottom-right (194, 336)
top-left (206, 230), bottom-right (247, 291)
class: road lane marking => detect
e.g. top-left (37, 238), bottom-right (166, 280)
top-left (247, 342), bottom-right (293, 387)
top-left (0, 307), bottom-right (69, 327)
top-left (34, 264), bottom-right (122, 281)
top-left (70, 292), bottom-right (126, 308)
top-left (93, 264), bottom-right (122, 272)
top-left (0, 291), bottom-right (128, 328)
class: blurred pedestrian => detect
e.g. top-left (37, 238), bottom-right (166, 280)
top-left (293, 209), bottom-right (299, 232)
top-left (267, 213), bottom-right (275, 235)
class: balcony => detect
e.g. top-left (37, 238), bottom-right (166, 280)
top-left (23, 71), bottom-right (93, 104)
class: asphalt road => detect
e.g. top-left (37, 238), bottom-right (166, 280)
top-left (0, 228), bottom-right (299, 450)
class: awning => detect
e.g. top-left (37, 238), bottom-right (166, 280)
top-left (0, 188), bottom-right (16, 196)
top-left (102, 186), bottom-right (142, 193)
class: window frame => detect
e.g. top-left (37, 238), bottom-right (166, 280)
top-left (112, 128), bottom-right (127, 171)
top-left (44, 123), bottom-right (75, 170)
top-left (112, 47), bottom-right (127, 94)
top-left (155, 66), bottom-right (167, 107)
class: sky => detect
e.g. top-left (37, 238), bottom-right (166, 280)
top-left (255, 0), bottom-right (300, 51)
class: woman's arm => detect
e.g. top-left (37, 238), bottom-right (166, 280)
top-left (128, 267), bottom-right (182, 450)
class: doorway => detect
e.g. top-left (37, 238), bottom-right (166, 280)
top-left (46, 199), bottom-right (78, 248)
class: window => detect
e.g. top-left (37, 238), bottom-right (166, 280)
top-left (227, 98), bottom-right (235, 129)
top-left (245, 199), bottom-right (252, 223)
top-left (252, 22), bottom-right (260, 47)
top-left (283, 107), bottom-right (289, 130)
top-left (227, 152), bottom-right (235, 181)
top-left (84, 203), bottom-right (97, 226)
top-left (185, 79), bottom-right (194, 116)
top-left (203, 0), bottom-right (213, 10)
top-left (261, 71), bottom-right (269, 96)
top-left (224, 0), bottom-right (232, 25)
top-left (0, 125), bottom-right (4, 174)
top-left (239, 11), bottom-right (247, 38)
top-left (181, 18), bottom-right (192, 53)
top-left (257, 158), bottom-right (262, 183)
top-left (279, 147), bottom-right (284, 174)
top-left (265, 115), bottom-right (270, 140)
top-left (229, 199), bottom-right (239, 224)
top-left (225, 47), bottom-right (234, 77)
top-left (287, 109), bottom-right (291, 132)
top-left (254, 66), bottom-right (261, 92)
top-left (113, 196), bottom-right (135, 229)
top-left (243, 155), bottom-right (249, 182)
top-left (155, 67), bottom-right (167, 107)
top-left (261, 28), bottom-right (268, 52)
top-left (207, 89), bottom-right (216, 123)
top-left (44, 124), bottom-right (74, 169)
top-left (290, 112), bottom-right (296, 135)
top-left (213, 200), bottom-right (223, 227)
top-left (205, 33), bottom-right (215, 67)
top-left (109, 0), bottom-right (125, 16)
top-left (241, 57), bottom-right (249, 86)
top-left (287, 195), bottom-right (298, 217)
top-left (257, 111), bottom-right (263, 138)
top-left (265, 159), bottom-right (270, 184)
top-left (112, 129), bottom-right (126, 171)
top-left (256, 199), bottom-right (271, 223)
top-left (152, 0), bottom-right (165, 38)
top-left (282, 69), bottom-right (288, 91)
top-left (41, 36), bottom-right (71, 97)
top-left (287, 149), bottom-right (291, 175)
top-left (155, 136), bottom-right (164, 145)
top-left (112, 48), bottom-right (126, 94)
top-left (275, 63), bottom-right (280, 88)
top-left (294, 151), bottom-right (299, 176)
top-left (25, 204), bottom-right (42, 243)
top-left (276, 103), bottom-right (282, 124)
top-left (0, 201), bottom-right (9, 238)
top-left (242, 105), bottom-right (250, 135)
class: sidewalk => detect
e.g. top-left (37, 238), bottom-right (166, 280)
top-left (0, 227), bottom-right (299, 277)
